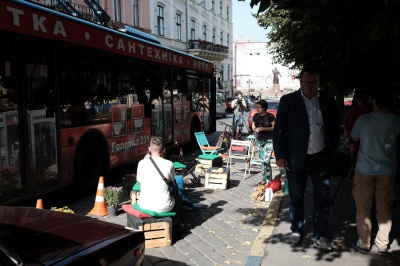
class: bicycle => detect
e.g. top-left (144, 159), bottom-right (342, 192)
top-left (216, 121), bottom-right (242, 150)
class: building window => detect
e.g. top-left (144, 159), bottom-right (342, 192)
top-left (212, 28), bottom-right (216, 44)
top-left (226, 6), bottom-right (229, 22)
top-left (157, 5), bottom-right (164, 36)
top-left (228, 64), bottom-right (231, 81)
top-left (219, 1), bottom-right (222, 16)
top-left (114, 0), bottom-right (121, 22)
top-left (211, 1), bottom-right (215, 13)
top-left (221, 64), bottom-right (224, 81)
top-left (176, 14), bottom-right (181, 40)
top-left (190, 19), bottom-right (196, 40)
top-left (202, 25), bottom-right (207, 41)
top-left (133, 0), bottom-right (139, 26)
top-left (220, 31), bottom-right (223, 45)
top-left (201, 0), bottom-right (205, 8)
top-left (227, 34), bottom-right (230, 48)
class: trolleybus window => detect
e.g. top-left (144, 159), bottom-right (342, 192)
top-left (0, 0), bottom-right (215, 203)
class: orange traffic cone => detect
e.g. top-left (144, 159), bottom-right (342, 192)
top-left (36, 199), bottom-right (43, 209)
top-left (88, 176), bottom-right (108, 216)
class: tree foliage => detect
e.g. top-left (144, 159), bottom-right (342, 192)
top-left (239, 0), bottom-right (400, 95)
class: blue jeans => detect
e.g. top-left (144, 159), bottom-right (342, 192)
top-left (233, 114), bottom-right (244, 134)
top-left (175, 175), bottom-right (193, 207)
top-left (286, 150), bottom-right (331, 239)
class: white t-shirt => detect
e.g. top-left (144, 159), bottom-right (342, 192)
top-left (137, 157), bottom-right (175, 212)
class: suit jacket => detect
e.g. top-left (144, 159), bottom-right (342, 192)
top-left (272, 90), bottom-right (341, 172)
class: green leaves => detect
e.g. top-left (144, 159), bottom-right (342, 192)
top-left (240, 0), bottom-right (400, 92)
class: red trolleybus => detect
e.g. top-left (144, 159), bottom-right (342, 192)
top-left (0, 0), bottom-right (217, 204)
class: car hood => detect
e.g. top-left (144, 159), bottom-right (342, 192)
top-left (0, 206), bottom-right (134, 265)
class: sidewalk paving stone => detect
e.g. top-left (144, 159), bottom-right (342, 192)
top-left (67, 130), bottom-right (400, 265)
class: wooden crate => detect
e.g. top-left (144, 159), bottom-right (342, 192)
top-left (195, 157), bottom-right (223, 174)
top-left (205, 167), bottom-right (230, 190)
top-left (195, 164), bottom-right (208, 174)
top-left (127, 215), bottom-right (172, 248)
top-left (130, 191), bottom-right (140, 204)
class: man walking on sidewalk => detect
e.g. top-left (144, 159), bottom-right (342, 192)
top-left (273, 66), bottom-right (341, 250)
top-left (351, 89), bottom-right (400, 255)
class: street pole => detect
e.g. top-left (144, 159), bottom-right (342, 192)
top-left (248, 79), bottom-right (251, 96)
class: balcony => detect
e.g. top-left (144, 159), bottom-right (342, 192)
top-left (188, 40), bottom-right (229, 61)
top-left (29, 0), bottom-right (150, 33)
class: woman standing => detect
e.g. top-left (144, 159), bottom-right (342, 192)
top-left (252, 99), bottom-right (275, 182)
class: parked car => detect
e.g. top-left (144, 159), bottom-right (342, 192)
top-left (247, 99), bottom-right (280, 131)
top-left (225, 96), bottom-right (237, 112)
top-left (216, 92), bottom-right (227, 118)
top-left (0, 206), bottom-right (145, 265)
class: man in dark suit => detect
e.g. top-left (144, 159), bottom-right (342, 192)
top-left (273, 67), bottom-right (341, 250)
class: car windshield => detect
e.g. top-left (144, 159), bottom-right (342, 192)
top-left (226, 97), bottom-right (236, 101)
top-left (268, 102), bottom-right (279, 109)
top-left (251, 101), bottom-right (279, 109)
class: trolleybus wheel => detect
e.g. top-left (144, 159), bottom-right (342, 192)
top-left (74, 139), bottom-right (106, 195)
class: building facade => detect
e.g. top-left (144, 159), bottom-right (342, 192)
top-left (233, 41), bottom-right (299, 97)
top-left (31, 1), bottom-right (233, 96)
top-left (148, 1), bottom-right (233, 97)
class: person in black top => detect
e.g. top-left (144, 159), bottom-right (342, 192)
top-left (251, 99), bottom-right (275, 182)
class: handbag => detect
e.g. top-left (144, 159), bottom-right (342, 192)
top-left (149, 157), bottom-right (179, 201)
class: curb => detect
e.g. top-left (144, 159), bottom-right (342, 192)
top-left (245, 190), bottom-right (285, 265)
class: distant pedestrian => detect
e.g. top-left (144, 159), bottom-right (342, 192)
top-left (231, 91), bottom-right (247, 135)
top-left (351, 89), bottom-right (400, 255)
top-left (273, 66), bottom-right (341, 250)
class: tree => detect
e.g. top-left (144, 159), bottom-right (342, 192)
top-left (240, 0), bottom-right (400, 96)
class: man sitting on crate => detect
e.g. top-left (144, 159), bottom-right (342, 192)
top-left (137, 136), bottom-right (207, 213)
top-left (137, 136), bottom-right (177, 213)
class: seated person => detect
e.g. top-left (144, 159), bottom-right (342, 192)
top-left (137, 136), bottom-right (207, 213)
top-left (137, 136), bottom-right (175, 213)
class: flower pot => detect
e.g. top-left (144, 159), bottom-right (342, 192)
top-left (107, 206), bottom-right (118, 217)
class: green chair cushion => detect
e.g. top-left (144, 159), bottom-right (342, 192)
top-left (132, 181), bottom-right (141, 192)
top-left (173, 162), bottom-right (187, 169)
top-left (133, 203), bottom-right (176, 217)
top-left (198, 154), bottom-right (221, 160)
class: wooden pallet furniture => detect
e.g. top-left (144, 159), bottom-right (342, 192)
top-left (127, 214), bottom-right (172, 248)
top-left (205, 167), bottom-right (230, 190)
top-left (194, 154), bottom-right (223, 174)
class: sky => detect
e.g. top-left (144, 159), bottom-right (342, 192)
top-left (232, 1), bottom-right (268, 42)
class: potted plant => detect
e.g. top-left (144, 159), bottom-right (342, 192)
top-left (104, 186), bottom-right (123, 216)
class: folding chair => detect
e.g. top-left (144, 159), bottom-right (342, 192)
top-left (173, 161), bottom-right (201, 185)
top-left (227, 139), bottom-right (252, 179)
top-left (170, 141), bottom-right (201, 185)
top-left (194, 131), bottom-right (224, 155)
